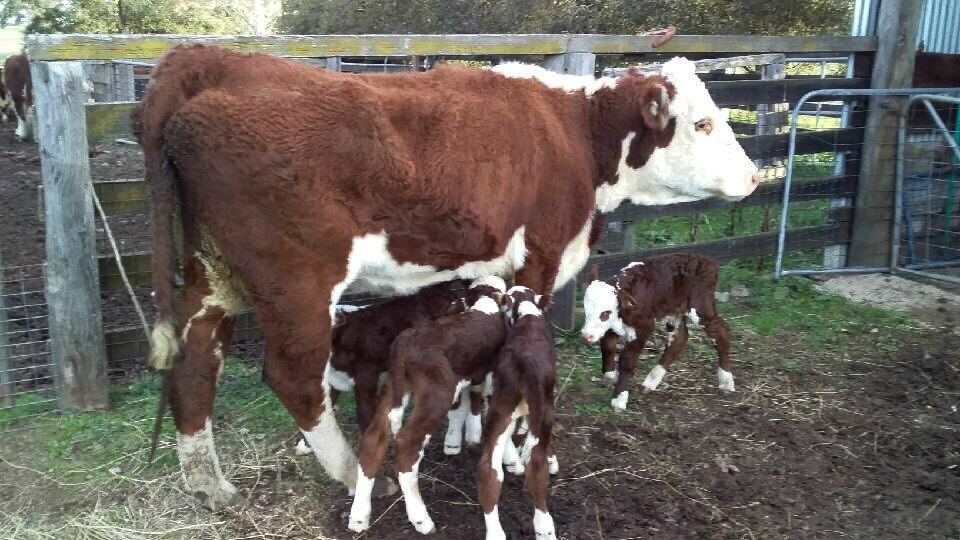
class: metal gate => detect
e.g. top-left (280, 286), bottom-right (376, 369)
top-left (892, 94), bottom-right (960, 285)
top-left (774, 87), bottom-right (960, 279)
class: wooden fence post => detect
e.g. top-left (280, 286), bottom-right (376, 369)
top-left (848, 0), bottom-right (922, 267)
top-left (32, 61), bottom-right (109, 410)
top-left (544, 52), bottom-right (596, 330)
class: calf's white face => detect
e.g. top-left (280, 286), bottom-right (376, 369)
top-left (580, 280), bottom-right (621, 343)
top-left (596, 58), bottom-right (760, 211)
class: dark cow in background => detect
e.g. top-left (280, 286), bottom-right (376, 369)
top-left (2, 54), bottom-right (33, 141)
top-left (581, 254), bottom-right (732, 410)
top-left (136, 43), bottom-right (759, 514)
top-left (0, 68), bottom-right (13, 123)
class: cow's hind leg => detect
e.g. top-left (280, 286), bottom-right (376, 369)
top-left (170, 257), bottom-right (241, 510)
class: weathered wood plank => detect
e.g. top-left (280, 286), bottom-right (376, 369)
top-left (94, 179), bottom-right (148, 215)
top-left (33, 61), bottom-right (109, 410)
top-left (706, 77), bottom-right (869, 107)
top-left (87, 101), bottom-right (138, 143)
top-left (606, 175), bottom-right (856, 222)
top-left (582, 210), bottom-right (853, 281)
top-left (27, 34), bottom-right (878, 62)
top-left (742, 127), bottom-right (863, 161)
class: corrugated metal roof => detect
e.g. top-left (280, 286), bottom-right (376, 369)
top-left (853, 0), bottom-right (960, 54)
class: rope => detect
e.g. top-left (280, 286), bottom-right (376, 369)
top-left (89, 179), bottom-right (152, 342)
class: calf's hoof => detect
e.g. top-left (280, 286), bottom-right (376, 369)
top-left (444, 444), bottom-right (462, 455)
top-left (717, 368), bottom-right (736, 393)
top-left (602, 370), bottom-right (618, 382)
top-left (547, 455), bottom-right (559, 475)
top-left (348, 515), bottom-right (370, 532)
top-left (610, 391), bottom-right (629, 411)
top-left (411, 516), bottom-right (436, 535)
top-left (505, 461), bottom-right (525, 476)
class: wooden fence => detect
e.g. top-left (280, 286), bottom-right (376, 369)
top-left (23, 32), bottom-right (890, 408)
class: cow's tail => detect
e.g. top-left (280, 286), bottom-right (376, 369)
top-left (145, 152), bottom-right (182, 371)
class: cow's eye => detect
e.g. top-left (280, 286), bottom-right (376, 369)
top-left (600, 310), bottom-right (611, 321)
top-left (694, 118), bottom-right (713, 134)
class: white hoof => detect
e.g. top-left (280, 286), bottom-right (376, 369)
top-left (411, 516), bottom-right (436, 535)
top-left (348, 515), bottom-right (370, 532)
top-left (642, 365), bottom-right (666, 391)
top-left (294, 438), bottom-right (312, 456)
top-left (610, 391), bottom-right (629, 411)
top-left (603, 370), bottom-right (618, 382)
top-left (444, 444), bottom-right (462, 456)
top-left (534, 509), bottom-right (557, 538)
top-left (547, 454), bottom-right (559, 475)
top-left (506, 461), bottom-right (525, 476)
top-left (465, 413), bottom-right (483, 444)
top-left (718, 368), bottom-right (735, 392)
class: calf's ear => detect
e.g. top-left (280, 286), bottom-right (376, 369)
top-left (618, 291), bottom-right (638, 311)
top-left (642, 83), bottom-right (671, 132)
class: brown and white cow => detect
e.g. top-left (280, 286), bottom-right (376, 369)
top-left (581, 254), bottom-right (732, 410)
top-left (135, 44), bottom-right (758, 509)
top-left (349, 277), bottom-right (508, 534)
top-left (477, 285), bottom-right (559, 540)
top-left (2, 54), bottom-right (33, 141)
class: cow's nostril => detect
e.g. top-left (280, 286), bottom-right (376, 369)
top-left (751, 174), bottom-right (760, 186)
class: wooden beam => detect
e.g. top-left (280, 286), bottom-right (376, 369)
top-left (33, 61), bottom-right (109, 410)
top-left (582, 210), bottom-right (853, 281)
top-left (606, 175), bottom-right (857, 222)
top-left (93, 179), bottom-right (149, 215)
top-left (848, 0), bottom-right (923, 267)
top-left (26, 34), bottom-right (878, 62)
top-left (742, 127), bottom-right (863, 161)
top-left (706, 77), bottom-right (868, 107)
top-left (86, 101), bottom-right (138, 143)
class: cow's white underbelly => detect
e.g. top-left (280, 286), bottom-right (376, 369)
top-left (340, 227), bottom-right (528, 302)
top-left (555, 215), bottom-right (594, 290)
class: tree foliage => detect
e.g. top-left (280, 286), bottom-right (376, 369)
top-left (280, 0), bottom-right (853, 36)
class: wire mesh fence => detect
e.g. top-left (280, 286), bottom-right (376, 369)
top-left (0, 137), bottom-right (57, 428)
top-left (894, 94), bottom-right (960, 284)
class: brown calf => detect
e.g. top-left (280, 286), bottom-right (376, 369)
top-left (349, 278), bottom-right (508, 534)
top-left (580, 254), bottom-right (732, 410)
top-left (477, 286), bottom-right (559, 540)
top-left (325, 280), bottom-right (464, 433)
top-left (2, 54), bottom-right (32, 140)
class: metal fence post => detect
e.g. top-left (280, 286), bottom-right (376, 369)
top-left (32, 60), bottom-right (109, 410)
top-left (543, 52), bottom-right (596, 330)
top-left (0, 248), bottom-right (10, 406)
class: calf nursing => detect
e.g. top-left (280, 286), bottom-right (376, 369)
top-left (581, 254), bottom-right (733, 410)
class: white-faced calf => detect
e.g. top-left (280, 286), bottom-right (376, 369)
top-left (581, 254), bottom-right (733, 410)
top-left (478, 286), bottom-right (559, 540)
top-left (349, 276), bottom-right (509, 535)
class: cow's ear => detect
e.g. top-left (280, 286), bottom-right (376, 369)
top-left (719, 107), bottom-right (731, 122)
top-left (618, 291), bottom-right (637, 311)
top-left (500, 294), bottom-right (514, 311)
top-left (642, 83), bottom-right (671, 131)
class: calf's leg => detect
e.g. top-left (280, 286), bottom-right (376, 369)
top-left (476, 383), bottom-right (522, 540)
top-left (465, 386), bottom-right (485, 445)
top-left (611, 322), bottom-right (652, 410)
top-left (600, 330), bottom-right (620, 381)
top-left (643, 318), bottom-right (689, 392)
top-left (703, 316), bottom-right (734, 391)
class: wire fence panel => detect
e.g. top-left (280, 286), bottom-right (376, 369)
top-left (776, 88), bottom-right (960, 279)
top-left (893, 94), bottom-right (960, 285)
top-left (0, 137), bottom-right (57, 428)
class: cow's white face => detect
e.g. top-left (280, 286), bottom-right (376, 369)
top-left (596, 58), bottom-right (759, 211)
top-left (580, 280), bottom-right (622, 343)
